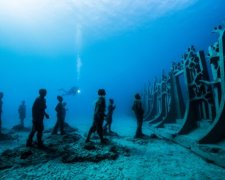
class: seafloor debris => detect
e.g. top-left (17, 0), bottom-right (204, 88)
top-left (44, 122), bottom-right (78, 134)
top-left (12, 124), bottom-right (30, 132)
top-left (0, 131), bottom-right (130, 170)
top-left (0, 129), bottom-right (18, 141)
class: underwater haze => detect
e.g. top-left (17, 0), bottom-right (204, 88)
top-left (0, 0), bottom-right (225, 128)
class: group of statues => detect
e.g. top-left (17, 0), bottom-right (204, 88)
top-left (0, 88), bottom-right (145, 148)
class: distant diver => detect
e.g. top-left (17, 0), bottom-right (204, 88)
top-left (58, 86), bottom-right (80, 96)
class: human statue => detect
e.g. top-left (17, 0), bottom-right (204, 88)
top-left (132, 93), bottom-right (144, 138)
top-left (86, 89), bottom-right (107, 144)
top-left (52, 96), bottom-right (65, 135)
top-left (26, 89), bottom-right (50, 148)
top-left (104, 99), bottom-right (116, 133)
top-left (0, 92), bottom-right (3, 134)
top-left (18, 100), bottom-right (26, 128)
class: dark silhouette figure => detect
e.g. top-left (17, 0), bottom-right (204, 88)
top-left (132, 93), bottom-right (144, 138)
top-left (104, 99), bottom-right (116, 133)
top-left (26, 89), bottom-right (49, 148)
top-left (18, 100), bottom-right (26, 128)
top-left (86, 89), bottom-right (107, 144)
top-left (52, 96), bottom-right (65, 135)
top-left (0, 92), bottom-right (3, 134)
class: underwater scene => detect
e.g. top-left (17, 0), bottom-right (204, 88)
top-left (1, 0), bottom-right (225, 179)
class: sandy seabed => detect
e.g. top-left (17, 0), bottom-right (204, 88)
top-left (1, 117), bottom-right (225, 180)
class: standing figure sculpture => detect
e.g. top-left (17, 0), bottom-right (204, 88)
top-left (104, 99), bottom-right (116, 133)
top-left (26, 89), bottom-right (50, 148)
top-left (132, 93), bottom-right (145, 138)
top-left (62, 102), bottom-right (68, 121)
top-left (0, 92), bottom-right (3, 134)
top-left (52, 96), bottom-right (65, 135)
top-left (86, 89), bottom-right (107, 144)
top-left (18, 100), bottom-right (26, 128)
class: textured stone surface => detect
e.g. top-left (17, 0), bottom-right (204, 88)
top-left (12, 124), bottom-right (30, 132)
top-left (0, 132), bottom-right (130, 170)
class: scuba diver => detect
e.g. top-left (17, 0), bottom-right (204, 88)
top-left (86, 89), bottom-right (107, 144)
top-left (58, 86), bottom-right (80, 96)
top-left (18, 100), bottom-right (26, 128)
top-left (26, 89), bottom-right (50, 148)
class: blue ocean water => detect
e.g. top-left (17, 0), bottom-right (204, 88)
top-left (0, 0), bottom-right (225, 128)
